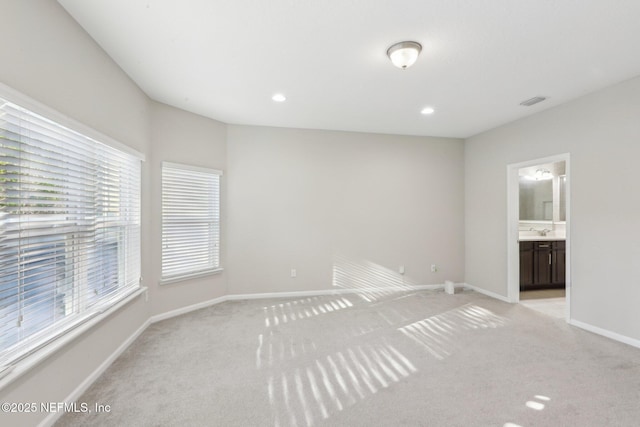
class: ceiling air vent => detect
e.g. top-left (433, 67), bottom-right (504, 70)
top-left (520, 96), bottom-right (547, 107)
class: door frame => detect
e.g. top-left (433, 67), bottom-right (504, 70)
top-left (506, 153), bottom-right (571, 322)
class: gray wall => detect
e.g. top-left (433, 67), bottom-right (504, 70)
top-left (148, 101), bottom-right (228, 315)
top-left (465, 75), bottom-right (640, 341)
top-left (226, 126), bottom-right (465, 295)
top-left (0, 3), bottom-right (233, 426)
top-left (0, 1), bottom-right (151, 426)
top-left (0, 0), bottom-right (149, 151)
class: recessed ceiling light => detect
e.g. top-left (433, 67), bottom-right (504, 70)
top-left (272, 93), bottom-right (286, 102)
top-left (421, 107), bottom-right (435, 115)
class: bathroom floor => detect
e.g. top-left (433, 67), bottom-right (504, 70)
top-left (520, 289), bottom-right (565, 300)
top-left (519, 288), bottom-right (566, 319)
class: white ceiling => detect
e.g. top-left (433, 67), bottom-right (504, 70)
top-left (58, 0), bottom-right (640, 138)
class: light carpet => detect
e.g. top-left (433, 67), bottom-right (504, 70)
top-left (56, 289), bottom-right (640, 426)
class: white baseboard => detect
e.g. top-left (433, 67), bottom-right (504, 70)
top-left (38, 318), bottom-right (151, 427)
top-left (149, 295), bottom-right (228, 324)
top-left (227, 288), bottom-right (353, 301)
top-left (569, 319), bottom-right (640, 350)
top-left (410, 284), bottom-right (448, 291)
top-left (462, 282), bottom-right (510, 302)
top-left (226, 285), bottom-right (445, 302)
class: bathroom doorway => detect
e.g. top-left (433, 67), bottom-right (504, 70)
top-left (506, 154), bottom-right (571, 321)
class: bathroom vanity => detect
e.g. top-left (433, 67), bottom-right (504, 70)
top-left (519, 240), bottom-right (565, 290)
top-left (518, 161), bottom-right (567, 291)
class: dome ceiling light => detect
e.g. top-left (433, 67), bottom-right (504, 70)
top-left (387, 41), bottom-right (422, 70)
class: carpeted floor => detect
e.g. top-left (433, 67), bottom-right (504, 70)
top-left (56, 289), bottom-right (640, 427)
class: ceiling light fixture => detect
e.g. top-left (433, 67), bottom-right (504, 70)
top-left (387, 41), bottom-right (422, 69)
top-left (272, 93), bottom-right (286, 102)
top-left (421, 107), bottom-right (435, 115)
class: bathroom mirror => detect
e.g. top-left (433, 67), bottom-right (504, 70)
top-left (519, 177), bottom-right (553, 221)
top-left (559, 175), bottom-right (566, 221)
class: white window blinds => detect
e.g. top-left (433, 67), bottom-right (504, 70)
top-left (0, 97), bottom-right (141, 368)
top-left (161, 162), bottom-right (222, 282)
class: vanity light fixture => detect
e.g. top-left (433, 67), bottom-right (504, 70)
top-left (534, 168), bottom-right (553, 180)
top-left (387, 41), bottom-right (422, 69)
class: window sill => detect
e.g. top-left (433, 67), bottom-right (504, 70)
top-left (159, 268), bottom-right (224, 286)
top-left (0, 286), bottom-right (147, 391)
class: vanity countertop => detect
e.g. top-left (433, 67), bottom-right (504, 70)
top-left (518, 235), bottom-right (565, 242)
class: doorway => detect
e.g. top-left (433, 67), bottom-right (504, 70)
top-left (507, 154), bottom-right (571, 322)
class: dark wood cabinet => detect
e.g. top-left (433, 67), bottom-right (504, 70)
top-left (519, 242), bottom-right (534, 287)
top-left (520, 240), bottom-right (565, 290)
top-left (533, 242), bottom-right (552, 286)
top-left (552, 241), bottom-right (566, 286)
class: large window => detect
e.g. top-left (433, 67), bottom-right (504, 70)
top-left (0, 96), bottom-right (141, 370)
top-left (161, 162), bottom-right (222, 282)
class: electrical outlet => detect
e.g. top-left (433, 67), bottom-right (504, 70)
top-left (291, 269), bottom-right (297, 278)
top-left (431, 264), bottom-right (438, 273)
top-left (399, 265), bottom-right (405, 275)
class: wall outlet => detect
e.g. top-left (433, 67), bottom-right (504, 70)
top-left (291, 269), bottom-right (297, 278)
top-left (399, 265), bottom-right (405, 275)
top-left (431, 264), bottom-right (438, 273)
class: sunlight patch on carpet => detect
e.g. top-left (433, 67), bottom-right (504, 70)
top-left (265, 341), bottom-right (417, 426)
top-left (263, 296), bottom-right (354, 328)
top-left (332, 253), bottom-right (420, 302)
top-left (398, 303), bottom-right (508, 359)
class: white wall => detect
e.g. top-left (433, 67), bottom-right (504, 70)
top-left (465, 75), bottom-right (640, 342)
top-left (0, 1), bottom-right (151, 426)
top-left (149, 101), bottom-right (228, 315)
top-left (226, 126), bottom-right (465, 295)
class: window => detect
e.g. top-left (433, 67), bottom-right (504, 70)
top-left (0, 95), bottom-right (142, 370)
top-left (161, 162), bottom-right (222, 282)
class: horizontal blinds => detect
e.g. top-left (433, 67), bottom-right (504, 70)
top-left (162, 162), bottom-right (221, 280)
top-left (0, 97), bottom-right (141, 367)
